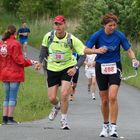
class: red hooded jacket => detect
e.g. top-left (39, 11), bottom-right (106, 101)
top-left (0, 35), bottom-right (32, 82)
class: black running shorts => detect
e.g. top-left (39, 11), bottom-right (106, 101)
top-left (47, 67), bottom-right (73, 87)
top-left (95, 62), bottom-right (122, 91)
top-left (72, 70), bottom-right (79, 84)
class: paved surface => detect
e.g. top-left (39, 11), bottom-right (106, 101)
top-left (0, 46), bottom-right (140, 140)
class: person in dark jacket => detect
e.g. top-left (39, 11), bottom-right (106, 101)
top-left (0, 25), bottom-right (37, 125)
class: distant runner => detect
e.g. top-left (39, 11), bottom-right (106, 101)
top-left (84, 54), bottom-right (97, 100)
top-left (69, 52), bottom-right (80, 101)
top-left (17, 21), bottom-right (30, 57)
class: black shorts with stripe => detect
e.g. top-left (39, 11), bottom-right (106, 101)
top-left (95, 62), bottom-right (122, 91)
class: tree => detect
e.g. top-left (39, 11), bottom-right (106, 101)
top-left (130, 0), bottom-right (140, 39)
top-left (76, 0), bottom-right (108, 41)
top-left (16, 0), bottom-right (61, 20)
top-left (60, 0), bottom-right (83, 18)
top-left (2, 0), bottom-right (21, 14)
top-left (75, 0), bottom-right (139, 41)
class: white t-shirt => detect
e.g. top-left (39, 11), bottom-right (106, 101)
top-left (85, 54), bottom-right (97, 70)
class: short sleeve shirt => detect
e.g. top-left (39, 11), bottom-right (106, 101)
top-left (85, 54), bottom-right (96, 70)
top-left (18, 27), bottom-right (30, 39)
top-left (85, 29), bottom-right (131, 63)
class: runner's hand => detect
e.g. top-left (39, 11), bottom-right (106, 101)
top-left (96, 47), bottom-right (107, 54)
top-left (23, 33), bottom-right (28, 36)
top-left (31, 60), bottom-right (39, 65)
top-left (35, 63), bottom-right (42, 70)
top-left (67, 67), bottom-right (77, 76)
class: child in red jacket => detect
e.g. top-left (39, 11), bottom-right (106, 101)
top-left (0, 25), bottom-right (38, 125)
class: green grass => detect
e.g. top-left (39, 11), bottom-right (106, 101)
top-left (121, 46), bottom-right (140, 89)
top-left (28, 17), bottom-right (53, 49)
top-left (0, 13), bottom-right (20, 34)
top-left (0, 68), bottom-right (52, 123)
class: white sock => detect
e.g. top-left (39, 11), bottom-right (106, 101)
top-left (61, 114), bottom-right (67, 121)
top-left (92, 92), bottom-right (95, 96)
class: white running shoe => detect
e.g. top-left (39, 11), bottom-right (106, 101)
top-left (61, 119), bottom-right (70, 130)
top-left (48, 106), bottom-right (60, 121)
top-left (99, 124), bottom-right (109, 137)
top-left (109, 124), bottom-right (118, 138)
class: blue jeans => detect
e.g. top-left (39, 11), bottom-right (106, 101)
top-left (3, 82), bottom-right (20, 107)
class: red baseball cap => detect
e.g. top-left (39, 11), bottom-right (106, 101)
top-left (54, 15), bottom-right (65, 23)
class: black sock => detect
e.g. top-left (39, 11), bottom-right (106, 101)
top-left (104, 122), bottom-right (109, 124)
top-left (3, 116), bottom-right (8, 122)
top-left (111, 123), bottom-right (116, 125)
top-left (8, 117), bottom-right (13, 121)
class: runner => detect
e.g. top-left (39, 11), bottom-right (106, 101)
top-left (0, 25), bottom-right (37, 125)
top-left (17, 21), bottom-right (30, 57)
top-left (69, 52), bottom-right (79, 101)
top-left (35, 15), bottom-right (106, 130)
top-left (84, 54), bottom-right (96, 100)
top-left (37, 15), bottom-right (86, 130)
top-left (69, 52), bottom-right (80, 101)
top-left (85, 13), bottom-right (139, 137)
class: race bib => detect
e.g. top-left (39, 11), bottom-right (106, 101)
top-left (101, 63), bottom-right (117, 74)
top-left (0, 43), bottom-right (8, 57)
top-left (53, 52), bottom-right (64, 61)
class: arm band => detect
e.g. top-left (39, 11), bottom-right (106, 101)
top-left (76, 55), bottom-right (86, 68)
top-left (39, 46), bottom-right (49, 63)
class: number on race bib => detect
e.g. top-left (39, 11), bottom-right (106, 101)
top-left (101, 63), bottom-right (117, 75)
top-left (53, 52), bottom-right (64, 61)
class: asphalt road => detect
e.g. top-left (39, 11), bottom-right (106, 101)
top-left (0, 46), bottom-right (140, 140)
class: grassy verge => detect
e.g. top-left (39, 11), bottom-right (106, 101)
top-left (0, 68), bottom-right (51, 123)
top-left (121, 47), bottom-right (140, 89)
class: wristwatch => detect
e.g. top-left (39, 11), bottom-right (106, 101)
top-left (75, 66), bottom-right (79, 70)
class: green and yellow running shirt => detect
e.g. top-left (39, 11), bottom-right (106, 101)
top-left (42, 31), bottom-right (85, 71)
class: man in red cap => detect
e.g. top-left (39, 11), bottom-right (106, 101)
top-left (54, 15), bottom-right (65, 23)
top-left (36, 15), bottom-right (107, 130)
top-left (38, 15), bottom-right (83, 130)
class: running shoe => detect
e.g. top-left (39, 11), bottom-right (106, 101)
top-left (92, 93), bottom-right (96, 100)
top-left (2, 120), bottom-right (7, 125)
top-left (7, 119), bottom-right (18, 125)
top-left (48, 106), bottom-right (60, 121)
top-left (61, 119), bottom-right (70, 130)
top-left (99, 123), bottom-right (109, 137)
top-left (109, 124), bottom-right (118, 138)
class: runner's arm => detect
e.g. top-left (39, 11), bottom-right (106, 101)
top-left (39, 46), bottom-right (49, 63)
top-left (75, 55), bottom-right (86, 68)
